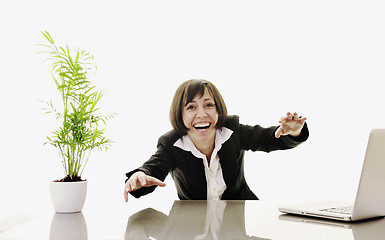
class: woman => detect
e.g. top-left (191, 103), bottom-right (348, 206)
top-left (124, 79), bottom-right (308, 201)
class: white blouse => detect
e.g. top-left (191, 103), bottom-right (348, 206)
top-left (173, 127), bottom-right (233, 200)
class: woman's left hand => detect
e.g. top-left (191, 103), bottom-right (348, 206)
top-left (275, 112), bottom-right (307, 138)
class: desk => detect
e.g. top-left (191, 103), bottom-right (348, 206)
top-left (1, 199), bottom-right (384, 240)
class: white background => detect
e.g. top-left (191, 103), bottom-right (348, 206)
top-left (1, 0), bottom-right (385, 219)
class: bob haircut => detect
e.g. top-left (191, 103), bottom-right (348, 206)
top-left (170, 79), bottom-right (228, 136)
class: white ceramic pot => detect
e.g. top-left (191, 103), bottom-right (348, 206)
top-left (49, 181), bottom-right (87, 213)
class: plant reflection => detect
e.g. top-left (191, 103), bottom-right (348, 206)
top-left (125, 200), bottom-right (269, 240)
top-left (50, 212), bottom-right (87, 240)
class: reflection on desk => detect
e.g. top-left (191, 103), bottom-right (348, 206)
top-left (124, 200), bottom-right (268, 240)
top-left (50, 212), bottom-right (87, 240)
top-left (279, 214), bottom-right (385, 240)
top-left (2, 200), bottom-right (385, 239)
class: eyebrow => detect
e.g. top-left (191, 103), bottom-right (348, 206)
top-left (185, 98), bottom-right (213, 105)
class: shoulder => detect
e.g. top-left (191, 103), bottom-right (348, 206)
top-left (224, 115), bottom-right (240, 131)
top-left (157, 129), bottom-right (181, 148)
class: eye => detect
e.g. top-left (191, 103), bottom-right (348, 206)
top-left (186, 105), bottom-right (196, 110)
top-left (205, 103), bottom-right (215, 108)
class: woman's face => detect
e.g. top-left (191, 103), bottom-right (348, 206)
top-left (182, 89), bottom-right (218, 144)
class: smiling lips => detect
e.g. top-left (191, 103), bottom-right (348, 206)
top-left (193, 122), bottom-right (211, 131)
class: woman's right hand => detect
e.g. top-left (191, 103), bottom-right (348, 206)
top-left (124, 171), bottom-right (166, 202)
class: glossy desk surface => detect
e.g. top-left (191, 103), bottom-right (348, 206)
top-left (1, 199), bottom-right (385, 240)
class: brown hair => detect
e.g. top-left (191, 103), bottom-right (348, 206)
top-left (170, 79), bottom-right (228, 136)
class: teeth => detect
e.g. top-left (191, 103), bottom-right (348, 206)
top-left (194, 123), bottom-right (210, 128)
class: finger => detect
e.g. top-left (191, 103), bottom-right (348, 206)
top-left (130, 177), bottom-right (139, 191)
top-left (148, 176), bottom-right (166, 187)
top-left (293, 112), bottom-right (299, 120)
top-left (275, 126), bottom-right (284, 138)
top-left (128, 182), bottom-right (135, 192)
top-left (286, 112), bottom-right (292, 120)
top-left (299, 116), bottom-right (307, 124)
top-left (138, 174), bottom-right (147, 187)
top-left (124, 187), bottom-right (129, 202)
top-left (124, 183), bottom-right (131, 202)
top-left (279, 116), bottom-right (286, 124)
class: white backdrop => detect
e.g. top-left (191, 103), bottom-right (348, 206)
top-left (1, 0), bottom-right (385, 219)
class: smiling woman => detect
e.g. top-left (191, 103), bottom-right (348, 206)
top-left (123, 79), bottom-right (309, 201)
top-left (182, 91), bottom-right (219, 155)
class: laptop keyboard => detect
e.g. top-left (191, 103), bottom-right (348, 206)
top-left (319, 206), bottom-right (353, 215)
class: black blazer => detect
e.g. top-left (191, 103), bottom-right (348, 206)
top-left (125, 115), bottom-right (309, 200)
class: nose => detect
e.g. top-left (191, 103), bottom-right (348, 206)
top-left (196, 106), bottom-right (207, 118)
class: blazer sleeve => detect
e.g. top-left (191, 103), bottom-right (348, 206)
top-left (125, 135), bottom-right (175, 198)
top-left (228, 115), bottom-right (309, 152)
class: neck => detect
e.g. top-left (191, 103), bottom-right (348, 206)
top-left (197, 143), bottom-right (214, 162)
top-left (189, 134), bottom-right (215, 163)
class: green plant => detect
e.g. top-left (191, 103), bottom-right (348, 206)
top-left (39, 31), bottom-right (113, 182)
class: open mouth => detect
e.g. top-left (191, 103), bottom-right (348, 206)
top-left (193, 123), bottom-right (211, 131)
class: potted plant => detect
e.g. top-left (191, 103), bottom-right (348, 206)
top-left (39, 31), bottom-right (113, 213)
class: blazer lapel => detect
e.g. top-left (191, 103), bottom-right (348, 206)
top-left (185, 151), bottom-right (207, 199)
top-left (218, 144), bottom-right (238, 189)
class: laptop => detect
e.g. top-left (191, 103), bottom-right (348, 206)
top-left (279, 129), bottom-right (385, 222)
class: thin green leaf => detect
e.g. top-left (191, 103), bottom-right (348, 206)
top-left (41, 30), bottom-right (54, 44)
